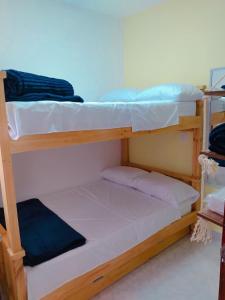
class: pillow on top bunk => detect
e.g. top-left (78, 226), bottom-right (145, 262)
top-left (101, 166), bottom-right (148, 187)
top-left (133, 172), bottom-right (199, 208)
top-left (99, 89), bottom-right (140, 102)
top-left (135, 83), bottom-right (204, 102)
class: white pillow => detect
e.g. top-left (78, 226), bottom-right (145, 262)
top-left (205, 187), bottom-right (225, 215)
top-left (135, 83), bottom-right (204, 102)
top-left (101, 166), bottom-right (148, 187)
top-left (133, 172), bottom-right (199, 208)
top-left (100, 89), bottom-right (140, 102)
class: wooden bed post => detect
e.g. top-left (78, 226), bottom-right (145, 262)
top-left (121, 138), bottom-right (129, 166)
top-left (192, 100), bottom-right (203, 211)
top-left (0, 72), bottom-right (26, 300)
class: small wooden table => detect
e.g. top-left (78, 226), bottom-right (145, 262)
top-left (198, 208), bottom-right (225, 300)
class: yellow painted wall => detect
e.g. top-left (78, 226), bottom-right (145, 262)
top-left (124, 0), bottom-right (225, 174)
top-left (130, 132), bottom-right (193, 175)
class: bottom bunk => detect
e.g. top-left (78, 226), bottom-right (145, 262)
top-left (0, 171), bottom-right (199, 300)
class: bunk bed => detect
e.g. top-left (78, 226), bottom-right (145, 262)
top-left (0, 70), bottom-right (204, 300)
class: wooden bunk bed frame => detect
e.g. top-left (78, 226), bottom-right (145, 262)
top-left (0, 70), bottom-right (203, 300)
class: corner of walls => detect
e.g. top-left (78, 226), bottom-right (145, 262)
top-left (122, 0), bottom-right (225, 174)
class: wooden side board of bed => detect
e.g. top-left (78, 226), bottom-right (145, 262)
top-left (0, 71), bottom-right (203, 300)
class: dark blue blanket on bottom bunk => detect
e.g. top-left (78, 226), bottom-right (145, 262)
top-left (209, 123), bottom-right (225, 167)
top-left (4, 69), bottom-right (84, 102)
top-left (0, 198), bottom-right (86, 266)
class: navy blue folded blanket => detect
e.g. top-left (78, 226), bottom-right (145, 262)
top-left (0, 198), bottom-right (86, 266)
top-left (209, 123), bottom-right (225, 166)
top-left (4, 70), bottom-right (84, 102)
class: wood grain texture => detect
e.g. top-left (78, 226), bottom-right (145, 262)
top-left (0, 79), bottom-right (21, 253)
top-left (191, 101), bottom-right (203, 212)
top-left (121, 138), bottom-right (129, 166)
top-left (204, 90), bottom-right (225, 96)
top-left (0, 73), bottom-right (26, 300)
top-left (0, 240), bottom-right (7, 299)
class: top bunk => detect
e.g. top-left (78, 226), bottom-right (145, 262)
top-left (0, 70), bottom-right (204, 154)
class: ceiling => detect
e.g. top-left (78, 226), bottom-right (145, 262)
top-left (65, 0), bottom-right (165, 17)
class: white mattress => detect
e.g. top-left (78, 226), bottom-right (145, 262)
top-left (205, 187), bottom-right (225, 216)
top-left (25, 179), bottom-right (192, 300)
top-left (211, 97), bottom-right (225, 113)
top-left (6, 100), bottom-right (196, 140)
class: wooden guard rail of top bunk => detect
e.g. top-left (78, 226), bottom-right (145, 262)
top-left (0, 70), bottom-right (202, 300)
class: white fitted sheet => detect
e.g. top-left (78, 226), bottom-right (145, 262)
top-left (6, 100), bottom-right (196, 140)
top-left (25, 179), bottom-right (191, 300)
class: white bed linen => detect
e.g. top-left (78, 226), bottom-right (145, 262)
top-left (6, 100), bottom-right (196, 140)
top-left (205, 187), bottom-right (225, 215)
top-left (25, 179), bottom-right (191, 300)
top-left (211, 97), bottom-right (225, 113)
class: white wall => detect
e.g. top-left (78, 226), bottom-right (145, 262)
top-left (0, 0), bottom-right (124, 101)
top-left (12, 142), bottom-right (120, 202)
top-left (0, 0), bottom-right (123, 201)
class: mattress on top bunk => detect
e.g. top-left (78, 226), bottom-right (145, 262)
top-left (25, 179), bottom-right (193, 300)
top-left (6, 100), bottom-right (196, 140)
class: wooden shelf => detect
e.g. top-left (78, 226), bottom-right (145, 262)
top-left (201, 151), bottom-right (225, 161)
top-left (204, 90), bottom-right (225, 97)
top-left (198, 209), bottom-right (224, 227)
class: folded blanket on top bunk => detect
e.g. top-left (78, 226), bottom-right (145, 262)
top-left (3, 69), bottom-right (84, 102)
top-left (0, 198), bottom-right (86, 266)
top-left (209, 123), bottom-right (225, 167)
